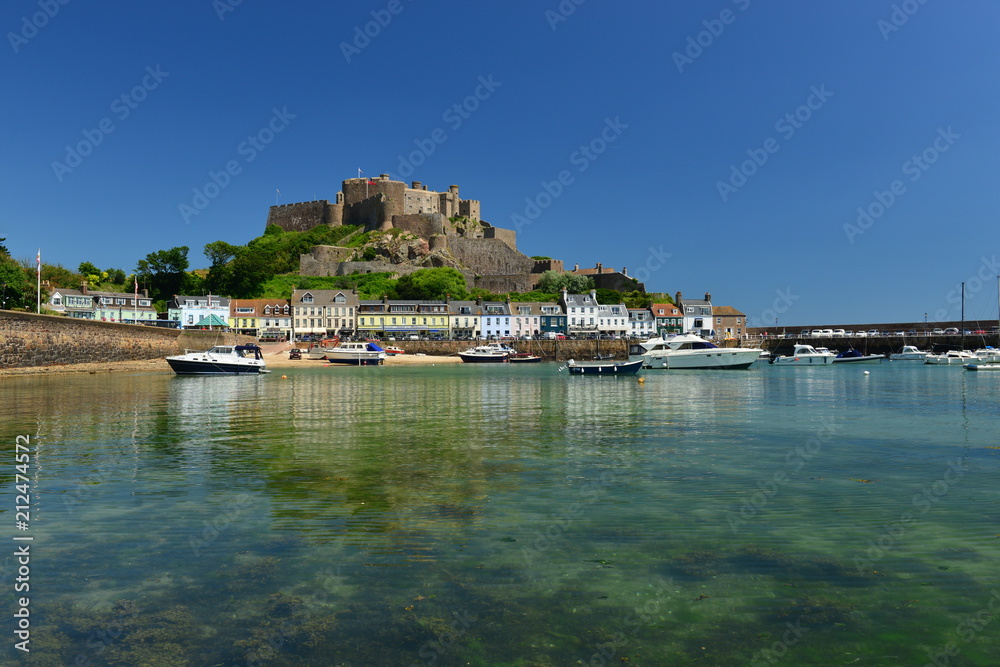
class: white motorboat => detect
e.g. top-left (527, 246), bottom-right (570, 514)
top-left (165, 344), bottom-right (267, 375)
top-left (770, 343), bottom-right (836, 365)
top-left (924, 350), bottom-right (978, 365)
top-left (971, 348), bottom-right (1000, 364)
top-left (459, 342), bottom-right (514, 363)
top-left (889, 345), bottom-right (929, 361)
top-left (324, 341), bottom-right (387, 365)
top-left (630, 334), bottom-right (761, 370)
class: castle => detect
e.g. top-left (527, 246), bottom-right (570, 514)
top-left (266, 174), bottom-right (564, 293)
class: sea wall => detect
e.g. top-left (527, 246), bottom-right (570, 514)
top-left (0, 311), bottom-right (252, 369)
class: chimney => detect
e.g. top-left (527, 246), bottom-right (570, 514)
top-left (412, 181), bottom-right (421, 190)
top-left (142, 289), bottom-right (149, 298)
top-left (705, 292), bottom-right (711, 302)
top-left (675, 291), bottom-right (682, 305)
top-left (574, 263), bottom-right (579, 271)
top-left (81, 281), bottom-right (88, 295)
top-left (622, 267), bottom-right (628, 276)
top-left (475, 295), bottom-right (482, 306)
top-left (596, 262), bottom-right (603, 274)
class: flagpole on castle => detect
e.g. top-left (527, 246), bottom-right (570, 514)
top-left (36, 248), bottom-right (40, 314)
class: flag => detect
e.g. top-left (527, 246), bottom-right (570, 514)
top-left (368, 179), bottom-right (376, 185)
top-left (358, 168), bottom-right (362, 178)
top-left (36, 249), bottom-right (40, 276)
top-left (276, 188), bottom-right (281, 196)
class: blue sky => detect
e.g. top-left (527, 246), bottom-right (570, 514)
top-left (3, 0), bottom-right (999, 327)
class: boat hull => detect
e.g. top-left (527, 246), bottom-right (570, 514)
top-left (965, 364), bottom-right (1000, 371)
top-left (771, 356), bottom-right (835, 365)
top-left (567, 360), bottom-right (643, 375)
top-left (165, 358), bottom-right (264, 375)
top-left (638, 349), bottom-right (760, 370)
top-left (833, 355), bottom-right (885, 363)
top-left (459, 353), bottom-right (509, 363)
top-left (325, 354), bottom-right (384, 365)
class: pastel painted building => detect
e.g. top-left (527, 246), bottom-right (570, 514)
top-left (168, 294), bottom-right (231, 329)
top-left (292, 289), bottom-right (359, 337)
top-left (650, 303), bottom-right (683, 336)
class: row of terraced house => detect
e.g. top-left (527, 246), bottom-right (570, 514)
top-left (169, 289), bottom-right (744, 341)
top-left (46, 285), bottom-right (746, 340)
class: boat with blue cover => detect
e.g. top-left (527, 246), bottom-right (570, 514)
top-left (564, 358), bottom-right (643, 375)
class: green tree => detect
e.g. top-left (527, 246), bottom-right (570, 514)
top-left (78, 261), bottom-right (100, 276)
top-left (395, 267), bottom-right (468, 300)
top-left (536, 270), bottom-right (594, 294)
top-left (0, 255), bottom-right (33, 309)
top-left (136, 246), bottom-right (191, 302)
top-left (595, 288), bottom-right (624, 305)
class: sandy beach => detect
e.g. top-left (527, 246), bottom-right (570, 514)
top-left (0, 345), bottom-right (462, 377)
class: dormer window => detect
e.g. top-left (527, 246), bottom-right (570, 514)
top-left (302, 293), bottom-right (314, 304)
top-left (334, 293), bottom-right (346, 303)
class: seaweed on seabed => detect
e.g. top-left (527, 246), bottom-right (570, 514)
top-left (732, 546), bottom-right (872, 585)
top-left (102, 603), bottom-right (199, 666)
top-left (671, 549), bottom-right (721, 579)
top-left (224, 555), bottom-right (282, 592)
top-left (232, 592), bottom-right (340, 664)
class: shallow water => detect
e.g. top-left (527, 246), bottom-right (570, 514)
top-left (2, 361), bottom-right (999, 665)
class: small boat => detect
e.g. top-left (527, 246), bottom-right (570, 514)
top-left (631, 334), bottom-right (761, 370)
top-left (508, 352), bottom-right (542, 363)
top-left (166, 344), bottom-right (267, 375)
top-left (770, 343), bottom-right (836, 365)
top-left (889, 345), bottom-right (929, 361)
top-left (564, 358), bottom-right (643, 375)
top-left (459, 342), bottom-right (514, 363)
top-left (383, 346), bottom-right (406, 356)
top-left (833, 349), bottom-right (885, 363)
top-left (925, 350), bottom-right (978, 365)
top-left (325, 341), bottom-right (386, 365)
top-left (964, 363), bottom-right (1000, 371)
top-left (971, 347), bottom-right (1000, 364)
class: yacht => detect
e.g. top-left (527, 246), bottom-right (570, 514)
top-left (325, 340), bottom-right (387, 365)
top-left (833, 349), bottom-right (885, 363)
top-left (889, 345), bottom-right (929, 361)
top-left (458, 342), bottom-right (515, 363)
top-left (924, 350), bottom-right (978, 365)
top-left (630, 334), bottom-right (761, 370)
top-left (165, 344), bottom-right (268, 375)
top-left (770, 343), bottom-right (836, 365)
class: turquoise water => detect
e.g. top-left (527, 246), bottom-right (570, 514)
top-left (2, 361), bottom-right (999, 665)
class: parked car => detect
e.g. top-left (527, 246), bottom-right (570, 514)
top-left (944, 328), bottom-right (960, 335)
top-left (288, 348), bottom-right (302, 360)
top-left (932, 328), bottom-right (944, 335)
top-left (972, 329), bottom-right (987, 335)
top-left (895, 331), bottom-right (906, 336)
top-left (867, 329), bottom-right (880, 337)
top-left (832, 329), bottom-right (846, 337)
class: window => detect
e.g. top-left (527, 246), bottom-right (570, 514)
top-left (334, 294), bottom-right (346, 303)
top-left (302, 293), bottom-right (314, 304)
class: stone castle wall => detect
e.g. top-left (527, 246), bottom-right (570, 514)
top-left (266, 200), bottom-right (340, 232)
top-left (299, 246), bottom-right (356, 276)
top-left (447, 237), bottom-right (535, 277)
top-left (392, 213), bottom-right (448, 240)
